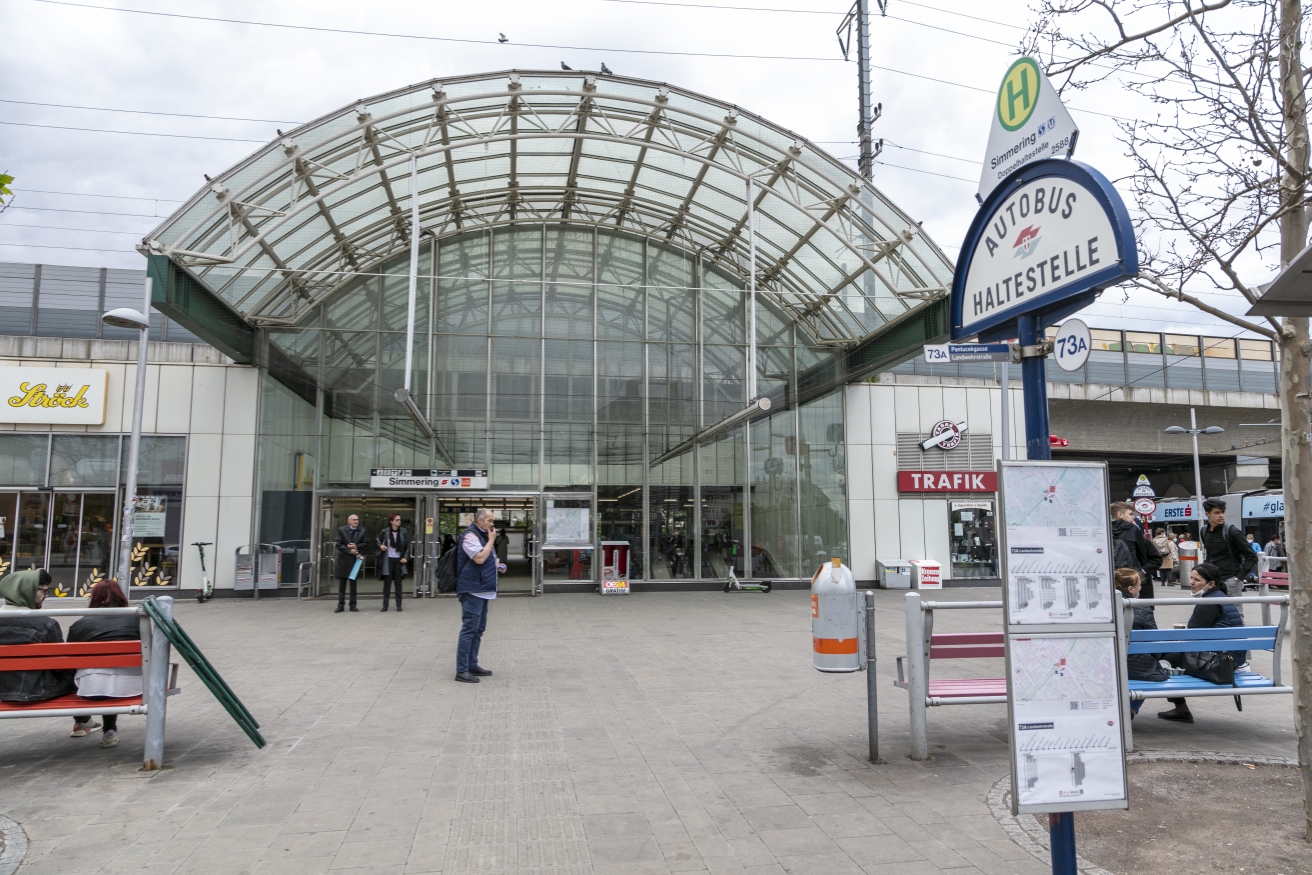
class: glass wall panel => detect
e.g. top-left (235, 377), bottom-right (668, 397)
top-left (649, 474), bottom-right (693, 580)
top-left (544, 339), bottom-right (593, 422)
top-left (597, 424), bottom-right (644, 486)
top-left (492, 337), bottom-right (540, 421)
top-left (431, 334), bottom-right (488, 423)
top-left (703, 345), bottom-right (745, 425)
top-left (491, 226), bottom-right (542, 336)
top-left (597, 233), bottom-right (644, 341)
top-left (48, 492), bottom-right (81, 594)
top-left (757, 346), bottom-right (793, 406)
top-left (78, 493), bottom-right (115, 589)
top-left (543, 424), bottom-right (592, 487)
top-left (121, 436), bottom-right (187, 487)
top-left (598, 485), bottom-right (643, 579)
top-left (700, 432), bottom-right (745, 579)
top-left (436, 229), bottom-right (489, 333)
top-left (0, 492), bottom-right (16, 571)
top-left (324, 417), bottom-right (376, 486)
top-left (381, 247), bottom-right (431, 333)
top-left (50, 435), bottom-right (119, 488)
top-left (751, 411), bottom-right (799, 578)
top-left (15, 492), bottom-right (49, 570)
top-left (327, 274), bottom-right (377, 331)
top-left (544, 227), bottom-right (594, 339)
top-left (702, 268), bottom-right (744, 345)
top-left (798, 391), bottom-right (847, 572)
top-left (0, 434), bottom-right (48, 487)
top-left (489, 422), bottom-right (538, 490)
top-left (648, 246), bottom-right (694, 342)
top-left (648, 343), bottom-right (696, 436)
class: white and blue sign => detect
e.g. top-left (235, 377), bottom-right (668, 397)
top-left (1053, 318), bottom-right (1091, 372)
top-left (1242, 494), bottom-right (1284, 519)
top-left (1151, 500), bottom-right (1200, 522)
top-left (951, 160), bottom-right (1137, 342)
top-left (924, 343), bottom-right (1012, 363)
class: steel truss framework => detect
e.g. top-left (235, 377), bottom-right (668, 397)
top-left (143, 70), bottom-right (953, 347)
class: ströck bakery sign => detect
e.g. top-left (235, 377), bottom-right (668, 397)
top-left (0, 368), bottom-right (108, 425)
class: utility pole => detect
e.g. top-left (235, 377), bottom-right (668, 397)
top-left (1276, 0), bottom-right (1312, 840)
top-left (837, 0), bottom-right (886, 181)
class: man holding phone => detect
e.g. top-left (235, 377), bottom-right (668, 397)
top-left (334, 513), bottom-right (368, 613)
top-left (454, 508), bottom-right (505, 683)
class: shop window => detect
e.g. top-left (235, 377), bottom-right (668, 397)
top-left (0, 435), bottom-right (48, 487)
top-left (950, 500), bottom-right (997, 579)
top-left (50, 435), bottom-right (120, 488)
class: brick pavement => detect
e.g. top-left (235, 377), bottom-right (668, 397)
top-left (0, 589), bottom-right (1296, 874)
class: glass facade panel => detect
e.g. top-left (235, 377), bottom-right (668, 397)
top-left (598, 485), bottom-right (643, 579)
top-left (50, 435), bottom-right (119, 488)
top-left (798, 391), bottom-right (847, 572)
top-left (0, 434), bottom-right (47, 487)
top-left (700, 432), bottom-right (745, 579)
top-left (750, 412), bottom-right (799, 578)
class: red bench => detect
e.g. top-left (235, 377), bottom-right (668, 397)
top-left (1259, 570), bottom-right (1288, 589)
top-left (895, 593), bottom-right (1007, 760)
top-left (0, 640), bottom-right (147, 717)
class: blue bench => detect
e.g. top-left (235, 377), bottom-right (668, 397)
top-left (1120, 594), bottom-right (1291, 749)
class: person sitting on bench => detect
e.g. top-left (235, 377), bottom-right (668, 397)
top-left (1158, 562), bottom-right (1247, 724)
top-left (0, 570), bottom-right (74, 704)
top-left (1113, 567), bottom-right (1168, 716)
top-left (66, 579), bottom-right (142, 749)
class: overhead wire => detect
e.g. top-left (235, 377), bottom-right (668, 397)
top-left (0, 98), bottom-right (301, 125)
top-left (0, 120), bottom-right (266, 143)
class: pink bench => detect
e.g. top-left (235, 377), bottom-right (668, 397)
top-left (895, 593), bottom-right (1006, 760)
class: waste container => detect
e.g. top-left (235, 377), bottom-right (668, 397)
top-left (1177, 541), bottom-right (1197, 587)
top-left (877, 559), bottom-right (912, 589)
top-left (909, 559), bottom-right (942, 590)
top-left (812, 557), bottom-right (860, 672)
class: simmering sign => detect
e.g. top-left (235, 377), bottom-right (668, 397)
top-left (369, 469), bottom-right (488, 489)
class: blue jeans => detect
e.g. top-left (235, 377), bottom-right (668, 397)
top-left (456, 594), bottom-right (490, 673)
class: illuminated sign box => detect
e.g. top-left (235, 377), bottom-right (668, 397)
top-left (0, 368), bottom-right (108, 425)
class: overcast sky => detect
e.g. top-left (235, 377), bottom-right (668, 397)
top-left (0, 0), bottom-right (1273, 338)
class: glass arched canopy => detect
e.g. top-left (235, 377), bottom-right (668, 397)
top-left (141, 69), bottom-right (953, 344)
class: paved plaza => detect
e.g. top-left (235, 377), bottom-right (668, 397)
top-left (0, 589), bottom-right (1297, 875)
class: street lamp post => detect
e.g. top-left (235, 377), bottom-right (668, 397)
top-left (102, 278), bottom-right (152, 599)
top-left (1164, 407), bottom-right (1225, 514)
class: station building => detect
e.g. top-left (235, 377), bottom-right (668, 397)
top-left (0, 70), bottom-right (1284, 598)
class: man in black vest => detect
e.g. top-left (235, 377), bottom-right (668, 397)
top-left (454, 508), bottom-right (503, 683)
top-left (334, 514), bottom-right (367, 613)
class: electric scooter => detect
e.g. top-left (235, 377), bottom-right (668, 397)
top-left (193, 541), bottom-right (214, 602)
top-left (721, 541), bottom-right (771, 593)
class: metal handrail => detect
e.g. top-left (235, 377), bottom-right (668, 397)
top-left (295, 561), bottom-right (314, 600)
top-left (920, 600), bottom-right (1002, 610)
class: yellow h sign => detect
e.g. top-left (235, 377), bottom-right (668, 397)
top-left (997, 57), bottom-right (1042, 132)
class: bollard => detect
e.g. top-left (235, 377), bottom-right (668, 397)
top-left (904, 591), bottom-right (929, 761)
top-left (142, 595), bottom-right (173, 771)
top-left (864, 590), bottom-right (880, 763)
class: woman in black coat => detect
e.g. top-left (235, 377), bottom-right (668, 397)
top-left (377, 513), bottom-right (410, 613)
top-left (1157, 562), bottom-right (1247, 724)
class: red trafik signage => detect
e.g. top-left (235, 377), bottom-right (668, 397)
top-left (897, 471), bottom-right (998, 492)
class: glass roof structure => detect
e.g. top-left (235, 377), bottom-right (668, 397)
top-left (142, 69), bottom-right (954, 347)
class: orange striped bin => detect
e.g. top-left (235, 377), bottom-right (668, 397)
top-left (812, 557), bottom-right (860, 672)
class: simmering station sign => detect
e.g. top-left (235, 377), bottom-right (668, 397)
top-left (370, 469), bottom-right (489, 489)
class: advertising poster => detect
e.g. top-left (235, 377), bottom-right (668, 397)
top-left (545, 505), bottom-right (591, 548)
top-left (132, 496), bottom-right (167, 538)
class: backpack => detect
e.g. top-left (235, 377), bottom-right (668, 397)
top-left (1112, 536), bottom-right (1136, 571)
top-left (435, 545), bottom-right (463, 594)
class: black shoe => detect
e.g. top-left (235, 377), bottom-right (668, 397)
top-left (396, 602), bottom-right (403, 612)
top-left (469, 667), bottom-right (492, 676)
top-left (349, 606), bottom-right (358, 612)
top-left (381, 604), bottom-right (388, 612)
top-left (454, 671), bottom-right (480, 683)
top-left (1157, 707), bottom-right (1194, 723)
top-left (335, 605), bottom-right (344, 613)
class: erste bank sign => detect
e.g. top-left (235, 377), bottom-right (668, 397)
top-left (951, 160), bottom-right (1137, 342)
top-left (0, 367), bottom-right (108, 425)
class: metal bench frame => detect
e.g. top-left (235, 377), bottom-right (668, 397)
top-left (1119, 592), bottom-right (1291, 750)
top-left (894, 591), bottom-right (1006, 760)
top-left (0, 598), bottom-right (180, 770)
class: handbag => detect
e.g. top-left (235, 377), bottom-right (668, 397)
top-left (1181, 650), bottom-right (1235, 686)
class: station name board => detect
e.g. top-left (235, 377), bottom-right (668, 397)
top-left (369, 469), bottom-right (489, 490)
top-left (897, 471), bottom-right (998, 493)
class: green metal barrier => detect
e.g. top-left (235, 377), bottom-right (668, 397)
top-left (142, 597), bottom-right (266, 749)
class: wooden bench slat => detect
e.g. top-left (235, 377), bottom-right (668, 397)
top-left (1128, 674), bottom-right (1275, 693)
top-left (1130, 626), bottom-right (1277, 642)
top-left (0, 641), bottom-right (141, 658)
top-left (929, 646), bottom-right (1006, 659)
top-left (927, 678), bottom-right (1007, 697)
top-left (0, 655), bottom-right (142, 671)
top-left (0, 693), bottom-right (143, 713)
top-left (929, 633), bottom-right (1004, 646)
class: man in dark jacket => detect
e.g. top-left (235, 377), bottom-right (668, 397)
top-left (1199, 498), bottom-right (1256, 596)
top-left (0, 569), bottom-right (74, 703)
top-left (334, 514), bottom-right (368, 613)
top-left (454, 508), bottom-right (503, 683)
top-left (1110, 502), bottom-right (1162, 599)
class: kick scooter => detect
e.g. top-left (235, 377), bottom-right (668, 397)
top-left (721, 541), bottom-right (771, 593)
top-left (193, 541), bottom-right (214, 602)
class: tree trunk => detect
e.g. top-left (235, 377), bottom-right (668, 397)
top-left (1277, 0), bottom-right (1312, 842)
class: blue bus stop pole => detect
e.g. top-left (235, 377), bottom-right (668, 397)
top-left (1018, 313), bottom-right (1052, 461)
top-left (1049, 813), bottom-right (1077, 875)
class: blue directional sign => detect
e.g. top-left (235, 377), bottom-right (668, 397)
top-left (924, 343), bottom-right (1012, 363)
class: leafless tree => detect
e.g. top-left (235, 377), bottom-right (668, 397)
top-left (1025, 0), bottom-right (1311, 840)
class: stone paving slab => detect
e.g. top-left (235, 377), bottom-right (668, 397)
top-left (0, 589), bottom-right (1295, 874)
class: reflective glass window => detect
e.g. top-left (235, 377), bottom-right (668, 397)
top-left (0, 435), bottom-right (47, 487)
top-left (50, 435), bottom-right (119, 488)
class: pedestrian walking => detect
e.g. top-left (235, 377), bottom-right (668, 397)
top-left (1264, 534), bottom-right (1285, 557)
top-left (1198, 498), bottom-right (1256, 597)
top-left (334, 513), bottom-right (367, 613)
top-left (1152, 527), bottom-right (1178, 586)
top-left (454, 508), bottom-right (504, 683)
top-left (1110, 502), bottom-right (1162, 599)
top-left (377, 513), bottom-right (410, 612)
